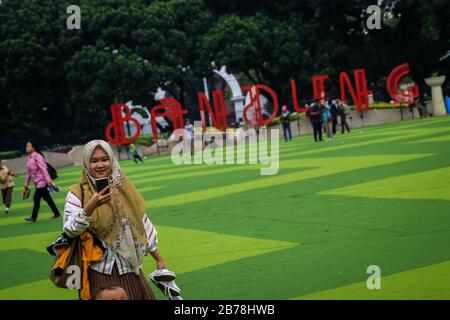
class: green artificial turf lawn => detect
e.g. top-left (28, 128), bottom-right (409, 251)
top-left (0, 116), bottom-right (449, 300)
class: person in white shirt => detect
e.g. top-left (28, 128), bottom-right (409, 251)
top-left (184, 119), bottom-right (194, 154)
top-left (63, 140), bottom-right (181, 299)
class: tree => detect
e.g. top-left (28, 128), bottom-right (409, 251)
top-left (201, 1), bottom-right (372, 105)
top-left (134, 0), bottom-right (214, 118)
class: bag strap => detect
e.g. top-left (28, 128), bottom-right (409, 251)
top-left (79, 183), bottom-right (84, 207)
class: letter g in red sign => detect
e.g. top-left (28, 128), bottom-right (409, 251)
top-left (105, 103), bottom-right (141, 145)
top-left (387, 63), bottom-right (419, 104)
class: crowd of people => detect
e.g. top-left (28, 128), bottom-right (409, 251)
top-left (279, 99), bottom-right (351, 143)
top-left (305, 98), bottom-right (351, 142)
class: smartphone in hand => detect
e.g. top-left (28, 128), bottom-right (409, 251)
top-left (23, 189), bottom-right (30, 200)
top-left (95, 178), bottom-right (110, 194)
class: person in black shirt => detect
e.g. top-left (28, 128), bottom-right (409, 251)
top-left (329, 99), bottom-right (339, 135)
top-left (336, 99), bottom-right (351, 133)
top-left (280, 105), bottom-right (292, 142)
top-left (309, 100), bottom-right (323, 142)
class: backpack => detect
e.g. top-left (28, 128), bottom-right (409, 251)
top-left (46, 162), bottom-right (58, 180)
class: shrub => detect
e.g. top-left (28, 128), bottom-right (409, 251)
top-left (347, 103), bottom-right (409, 110)
top-left (369, 103), bottom-right (409, 109)
top-left (267, 113), bottom-right (306, 127)
top-left (49, 146), bottom-right (73, 153)
top-left (205, 126), bottom-right (221, 132)
top-left (267, 117), bottom-right (281, 127)
top-left (135, 135), bottom-right (155, 146)
top-left (290, 112), bottom-right (306, 120)
top-left (0, 150), bottom-right (22, 159)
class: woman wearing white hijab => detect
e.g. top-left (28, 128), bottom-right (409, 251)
top-left (63, 140), bottom-right (180, 299)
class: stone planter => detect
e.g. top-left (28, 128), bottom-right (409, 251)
top-left (424, 76), bottom-right (447, 116)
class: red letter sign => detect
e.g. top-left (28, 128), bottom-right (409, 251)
top-left (242, 85), bottom-right (279, 126)
top-left (312, 75), bottom-right (329, 101)
top-left (198, 90), bottom-right (228, 131)
top-left (105, 103), bottom-right (141, 145)
top-left (386, 63), bottom-right (419, 104)
top-left (150, 98), bottom-right (187, 139)
top-left (340, 69), bottom-right (373, 112)
top-left (290, 79), bottom-right (307, 113)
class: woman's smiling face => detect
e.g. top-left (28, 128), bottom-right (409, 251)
top-left (89, 146), bottom-right (112, 179)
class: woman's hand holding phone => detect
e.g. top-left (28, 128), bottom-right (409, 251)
top-left (83, 186), bottom-right (112, 216)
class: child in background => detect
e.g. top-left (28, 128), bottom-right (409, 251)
top-left (129, 143), bottom-right (144, 163)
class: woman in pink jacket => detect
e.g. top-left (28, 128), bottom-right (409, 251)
top-left (24, 141), bottom-right (61, 222)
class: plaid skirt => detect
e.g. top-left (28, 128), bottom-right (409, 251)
top-left (87, 264), bottom-right (156, 300)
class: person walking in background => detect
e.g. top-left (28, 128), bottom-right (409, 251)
top-left (445, 88), bottom-right (450, 114)
top-left (24, 141), bottom-right (61, 222)
top-left (329, 99), bottom-right (339, 135)
top-left (417, 96), bottom-right (427, 119)
top-left (280, 105), bottom-right (292, 142)
top-left (0, 159), bottom-right (16, 214)
top-left (337, 99), bottom-right (351, 134)
top-left (322, 101), bottom-right (333, 140)
top-left (309, 100), bottom-right (323, 142)
top-left (129, 143), bottom-right (144, 163)
top-left (184, 119), bottom-right (194, 155)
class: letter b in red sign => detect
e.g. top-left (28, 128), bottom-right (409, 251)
top-left (105, 103), bottom-right (141, 145)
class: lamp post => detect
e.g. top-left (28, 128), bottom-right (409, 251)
top-left (104, 46), bottom-right (131, 138)
top-left (104, 46), bottom-right (132, 161)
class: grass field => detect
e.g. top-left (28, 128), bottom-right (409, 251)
top-left (1, 117), bottom-right (450, 300)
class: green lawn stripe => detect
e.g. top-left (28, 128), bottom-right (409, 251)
top-left (294, 260), bottom-right (450, 300)
top-left (6, 198), bottom-right (66, 211)
top-left (282, 127), bottom-right (450, 158)
top-left (136, 186), bottom-right (164, 193)
top-left (319, 166), bottom-right (450, 201)
top-left (147, 154), bottom-right (430, 208)
top-left (409, 135), bottom-right (450, 144)
top-left (134, 165), bottom-right (261, 185)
